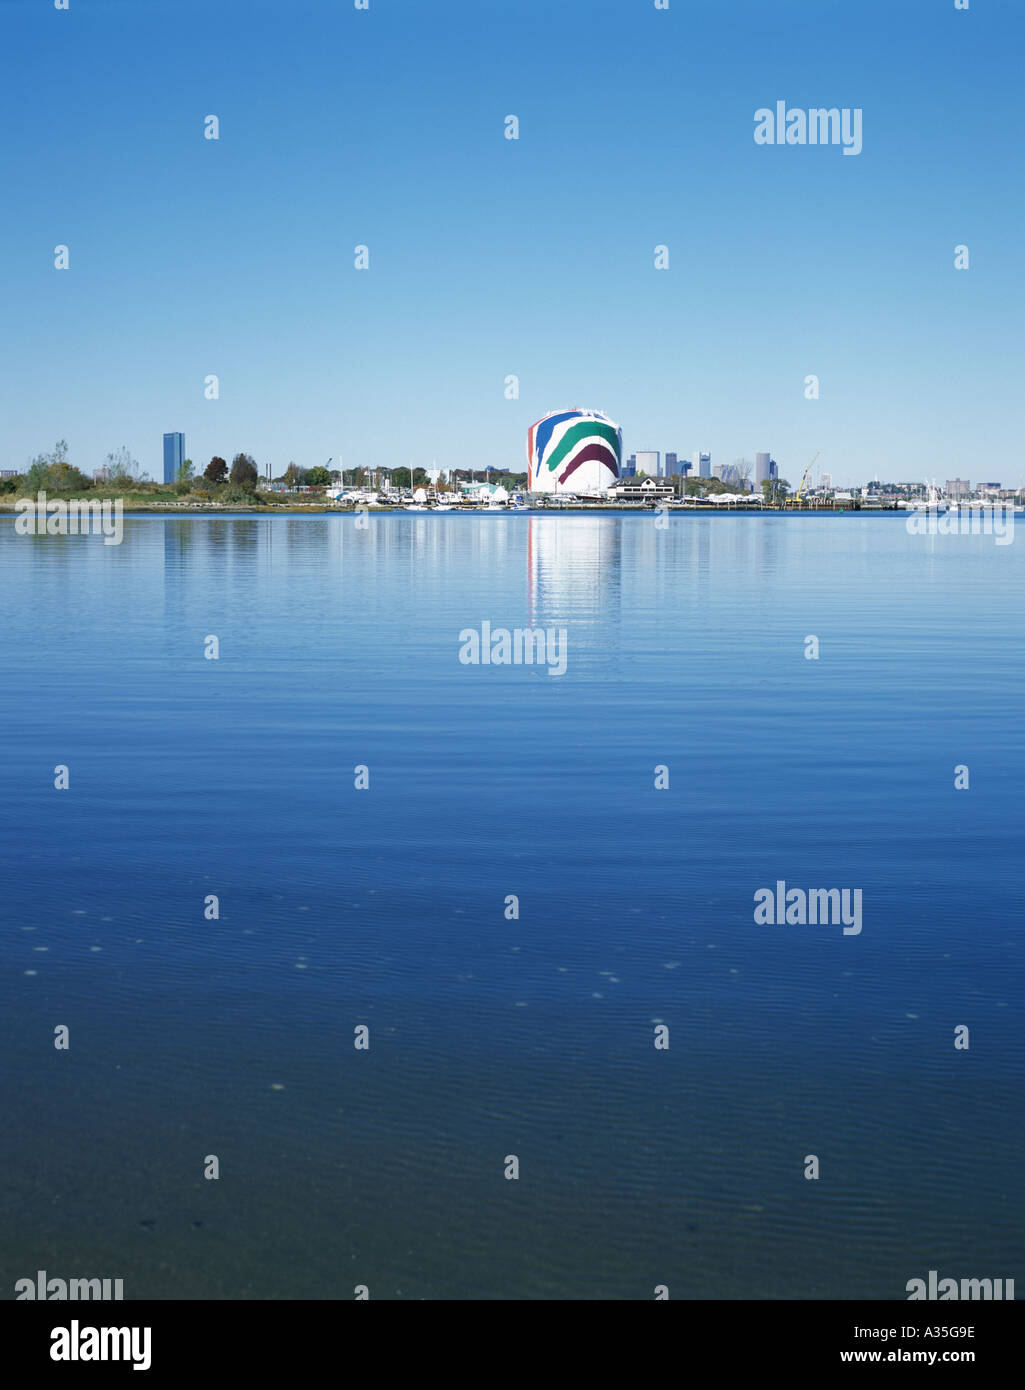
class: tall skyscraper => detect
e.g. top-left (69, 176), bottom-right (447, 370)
top-left (634, 450), bottom-right (659, 476)
top-left (664, 452), bottom-right (678, 476)
top-left (623, 454), bottom-right (637, 477)
top-left (755, 452), bottom-right (771, 484)
top-left (692, 451), bottom-right (711, 478)
top-left (163, 433), bottom-right (185, 485)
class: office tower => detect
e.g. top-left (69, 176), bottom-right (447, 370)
top-left (163, 433), bottom-right (185, 485)
top-left (664, 452), bottom-right (678, 477)
top-left (634, 451), bottom-right (659, 477)
top-left (755, 452), bottom-right (771, 484)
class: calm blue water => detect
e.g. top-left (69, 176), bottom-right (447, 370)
top-left (1, 512), bottom-right (1022, 1299)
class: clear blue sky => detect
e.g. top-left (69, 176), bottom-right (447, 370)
top-left (1, 0), bottom-right (1021, 487)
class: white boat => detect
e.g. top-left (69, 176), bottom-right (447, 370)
top-left (909, 484), bottom-right (950, 512)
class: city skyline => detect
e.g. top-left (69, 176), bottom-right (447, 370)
top-left (1, 1), bottom-right (1022, 485)
top-left (7, 423), bottom-right (1001, 496)
top-left (10, 423), bottom-right (1012, 499)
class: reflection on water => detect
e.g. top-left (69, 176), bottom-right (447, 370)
top-left (1, 513), bottom-right (1022, 1299)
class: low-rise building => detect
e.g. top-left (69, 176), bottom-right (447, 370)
top-left (608, 477), bottom-right (675, 501)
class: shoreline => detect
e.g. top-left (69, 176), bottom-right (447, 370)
top-left (0, 501), bottom-right (899, 517)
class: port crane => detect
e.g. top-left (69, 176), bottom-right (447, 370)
top-left (784, 452), bottom-right (820, 508)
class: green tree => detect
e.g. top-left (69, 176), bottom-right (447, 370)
top-left (283, 462), bottom-right (307, 489)
top-left (205, 456), bottom-right (228, 483)
top-left (230, 454), bottom-right (259, 489)
top-left (23, 441), bottom-right (91, 493)
top-left (761, 478), bottom-right (791, 506)
top-left (177, 458), bottom-right (195, 485)
top-left (305, 465), bottom-right (331, 486)
top-left (24, 459), bottom-right (92, 492)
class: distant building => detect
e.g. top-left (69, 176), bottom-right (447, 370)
top-left (664, 452), bottom-right (678, 476)
top-left (163, 433), bottom-right (185, 485)
top-left (946, 479), bottom-right (971, 498)
top-left (979, 481), bottom-right (1001, 493)
top-left (527, 408), bottom-right (621, 493)
top-left (753, 454), bottom-right (779, 485)
top-left (634, 450), bottom-right (659, 477)
top-left (623, 454), bottom-right (637, 477)
top-left (819, 472), bottom-right (833, 490)
top-left (93, 467), bottom-right (110, 483)
top-left (608, 477), bottom-right (675, 501)
top-left (692, 451), bottom-right (711, 478)
top-left (0, 469), bottom-right (19, 479)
